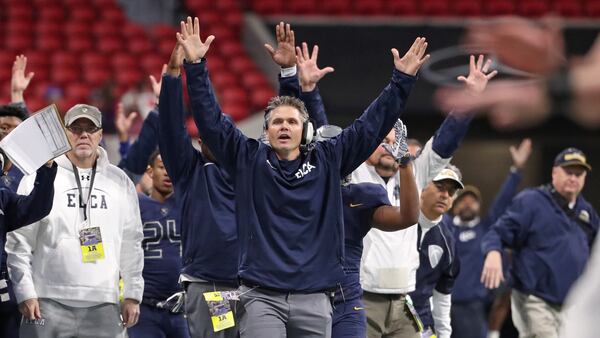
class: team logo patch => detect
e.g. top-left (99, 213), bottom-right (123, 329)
top-left (459, 230), bottom-right (477, 242)
top-left (428, 245), bottom-right (444, 268)
top-left (160, 207), bottom-right (169, 216)
top-left (579, 210), bottom-right (590, 223)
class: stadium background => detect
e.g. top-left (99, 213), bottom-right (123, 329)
top-left (0, 0), bottom-right (598, 211)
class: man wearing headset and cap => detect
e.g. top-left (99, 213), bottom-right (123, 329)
top-left (481, 147), bottom-right (599, 338)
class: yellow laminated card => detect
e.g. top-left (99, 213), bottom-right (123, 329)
top-left (79, 227), bottom-right (105, 263)
top-left (203, 291), bottom-right (235, 332)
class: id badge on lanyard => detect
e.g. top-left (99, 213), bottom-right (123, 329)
top-left (203, 291), bottom-right (237, 332)
top-left (73, 162), bottom-right (105, 263)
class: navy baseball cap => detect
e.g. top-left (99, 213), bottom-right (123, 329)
top-left (554, 147), bottom-right (592, 171)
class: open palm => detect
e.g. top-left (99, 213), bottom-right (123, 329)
top-left (176, 17), bottom-right (214, 62)
top-left (458, 55), bottom-right (498, 94)
top-left (392, 37), bottom-right (430, 76)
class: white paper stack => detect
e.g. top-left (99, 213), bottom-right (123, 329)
top-left (0, 104), bottom-right (71, 175)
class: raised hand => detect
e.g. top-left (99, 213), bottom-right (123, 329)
top-left (510, 138), bottom-right (532, 170)
top-left (11, 54), bottom-right (35, 103)
top-left (176, 16), bottom-right (215, 63)
top-left (382, 119), bottom-right (411, 166)
top-left (457, 55), bottom-right (498, 95)
top-left (265, 22), bottom-right (296, 68)
top-left (296, 42), bottom-right (335, 92)
top-left (391, 37), bottom-right (430, 76)
top-left (149, 64), bottom-right (168, 99)
top-left (115, 102), bottom-right (138, 143)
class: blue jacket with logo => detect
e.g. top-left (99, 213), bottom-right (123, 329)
top-left (185, 60), bottom-right (416, 292)
top-left (481, 186), bottom-right (599, 305)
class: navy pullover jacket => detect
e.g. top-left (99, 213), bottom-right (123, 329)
top-left (118, 109), bottom-right (159, 176)
top-left (0, 164), bottom-right (57, 269)
top-left (449, 169), bottom-right (522, 303)
top-left (481, 187), bottom-right (599, 305)
top-left (159, 74), bottom-right (238, 284)
top-left (185, 60), bottom-right (415, 292)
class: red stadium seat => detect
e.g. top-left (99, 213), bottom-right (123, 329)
top-left (82, 53), bottom-right (110, 69)
top-left (485, 0), bottom-right (516, 15)
top-left (354, 0), bottom-right (385, 15)
top-left (217, 41), bottom-right (246, 58)
top-left (70, 7), bottom-right (96, 21)
top-left (250, 86), bottom-right (275, 111)
top-left (585, 0), bottom-right (600, 16)
top-left (101, 7), bottom-right (125, 23)
top-left (211, 72), bottom-right (237, 88)
top-left (6, 21), bottom-right (33, 35)
top-left (553, 0), bottom-right (583, 17)
top-left (7, 4), bottom-right (34, 21)
top-left (84, 68), bottom-right (112, 86)
top-left (251, 0), bottom-right (285, 15)
top-left (67, 36), bottom-right (94, 52)
top-left (25, 97), bottom-right (48, 113)
top-left (130, 38), bottom-right (153, 55)
top-left (321, 0), bottom-right (352, 14)
top-left (220, 87), bottom-right (248, 104)
top-left (36, 35), bottom-right (62, 51)
top-left (122, 23), bottom-right (147, 40)
top-left (52, 52), bottom-right (78, 67)
top-left (288, 0), bottom-right (318, 14)
top-left (35, 21), bottom-right (63, 36)
top-left (65, 83), bottom-right (92, 102)
top-left (5, 35), bottom-right (32, 52)
top-left (93, 22), bottom-right (121, 37)
top-left (242, 71), bottom-right (269, 88)
top-left (39, 6), bottom-right (67, 21)
top-left (421, 0), bottom-right (451, 16)
top-left (63, 21), bottom-right (89, 37)
top-left (224, 11), bottom-right (243, 31)
top-left (151, 24), bottom-right (177, 41)
top-left (220, 102), bottom-right (249, 121)
top-left (52, 66), bottom-right (80, 85)
top-left (111, 53), bottom-right (137, 70)
top-left (230, 57), bottom-right (257, 74)
top-left (386, 0), bottom-right (418, 15)
top-left (141, 55), bottom-right (166, 74)
top-left (454, 0), bottom-right (483, 16)
top-left (518, 0), bottom-right (550, 16)
top-left (115, 68), bottom-right (144, 87)
top-left (97, 37), bottom-right (124, 54)
top-left (215, 0), bottom-right (240, 11)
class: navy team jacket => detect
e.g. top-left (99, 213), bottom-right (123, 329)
top-left (184, 60), bottom-right (416, 292)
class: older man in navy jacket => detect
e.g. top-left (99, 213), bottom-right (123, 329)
top-left (481, 147), bottom-right (599, 338)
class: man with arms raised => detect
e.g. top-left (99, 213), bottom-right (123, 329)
top-left (174, 16), bottom-right (427, 337)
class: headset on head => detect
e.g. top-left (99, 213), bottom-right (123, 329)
top-left (263, 109), bottom-right (315, 147)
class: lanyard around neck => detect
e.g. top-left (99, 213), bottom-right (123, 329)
top-left (72, 161), bottom-right (97, 221)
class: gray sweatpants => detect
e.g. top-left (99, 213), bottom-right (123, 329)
top-left (238, 285), bottom-right (333, 338)
top-left (185, 281), bottom-right (239, 338)
top-left (20, 298), bottom-right (124, 338)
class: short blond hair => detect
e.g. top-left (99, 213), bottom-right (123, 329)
top-left (264, 96), bottom-right (309, 127)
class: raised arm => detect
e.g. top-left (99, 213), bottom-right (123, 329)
top-left (117, 105), bottom-right (158, 176)
top-left (331, 37), bottom-right (428, 177)
top-left (267, 22), bottom-right (301, 99)
top-left (4, 162), bottom-right (57, 230)
top-left (296, 42), bottom-right (334, 127)
top-left (178, 17), bottom-right (252, 173)
top-left (485, 139), bottom-right (531, 224)
top-left (10, 54), bottom-right (34, 108)
top-left (372, 120), bottom-right (419, 230)
top-left (158, 43), bottom-right (199, 185)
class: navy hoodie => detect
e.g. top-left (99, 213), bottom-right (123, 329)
top-left (158, 74), bottom-right (238, 284)
top-left (185, 60), bottom-right (416, 292)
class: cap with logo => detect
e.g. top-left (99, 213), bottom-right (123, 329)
top-left (554, 147), bottom-right (591, 171)
top-left (433, 167), bottom-right (465, 189)
top-left (64, 104), bottom-right (102, 128)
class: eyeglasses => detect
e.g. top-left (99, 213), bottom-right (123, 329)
top-left (67, 125), bottom-right (101, 135)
